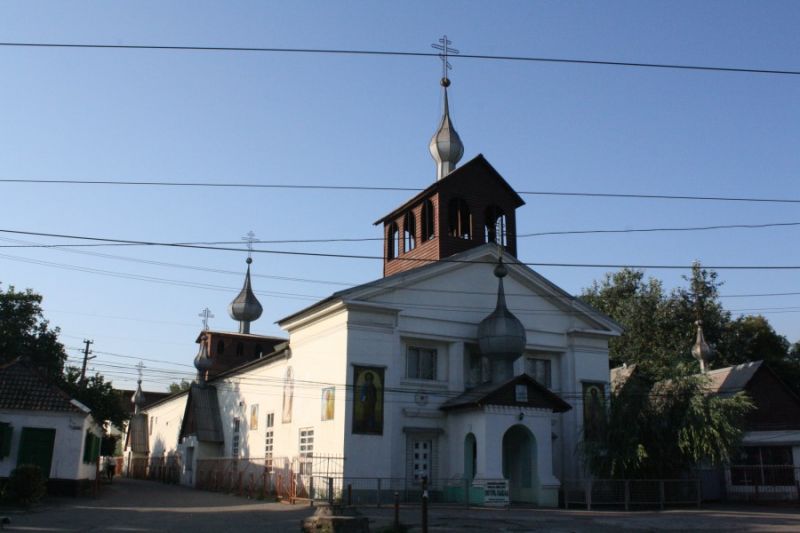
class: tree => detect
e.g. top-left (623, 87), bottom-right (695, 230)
top-left (584, 368), bottom-right (753, 478)
top-left (1, 282), bottom-right (129, 433)
top-left (61, 367), bottom-right (129, 430)
top-left (0, 283), bottom-right (67, 380)
top-left (168, 379), bottom-right (191, 393)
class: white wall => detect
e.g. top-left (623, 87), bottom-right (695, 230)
top-left (0, 409), bottom-right (99, 480)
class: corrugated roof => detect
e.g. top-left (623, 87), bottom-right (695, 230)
top-left (179, 384), bottom-right (224, 443)
top-left (127, 413), bottom-right (149, 453)
top-left (0, 358), bottom-right (83, 414)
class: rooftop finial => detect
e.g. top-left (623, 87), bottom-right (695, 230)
top-left (132, 362), bottom-right (146, 413)
top-left (198, 307), bottom-right (214, 331)
top-left (194, 334), bottom-right (213, 384)
top-left (429, 35), bottom-right (464, 181)
top-left (691, 320), bottom-right (714, 373)
top-left (228, 242), bottom-right (263, 334)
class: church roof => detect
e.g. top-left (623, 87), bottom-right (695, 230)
top-left (373, 154), bottom-right (525, 226)
top-left (126, 413), bottom-right (149, 453)
top-left (179, 384), bottom-right (224, 443)
top-left (440, 373), bottom-right (571, 413)
top-left (0, 358), bottom-right (87, 414)
top-left (705, 360), bottom-right (762, 395)
top-left (278, 244), bottom-right (623, 336)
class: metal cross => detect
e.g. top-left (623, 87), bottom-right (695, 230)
top-left (135, 361), bottom-right (145, 381)
top-left (242, 230), bottom-right (257, 260)
top-left (431, 35), bottom-right (459, 79)
top-left (198, 307), bottom-right (214, 330)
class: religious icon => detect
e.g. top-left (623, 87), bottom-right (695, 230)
top-left (282, 366), bottom-right (294, 424)
top-left (321, 387), bottom-right (335, 421)
top-left (352, 366), bottom-right (384, 435)
top-left (250, 404), bottom-right (259, 430)
top-left (582, 382), bottom-right (606, 441)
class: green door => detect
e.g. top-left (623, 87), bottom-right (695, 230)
top-left (18, 428), bottom-right (56, 478)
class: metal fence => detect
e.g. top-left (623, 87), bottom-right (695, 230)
top-left (719, 465), bottom-right (800, 502)
top-left (563, 479), bottom-right (701, 510)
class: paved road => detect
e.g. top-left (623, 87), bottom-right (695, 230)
top-left (5, 478), bottom-right (800, 532)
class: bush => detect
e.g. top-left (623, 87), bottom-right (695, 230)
top-left (7, 464), bottom-right (46, 505)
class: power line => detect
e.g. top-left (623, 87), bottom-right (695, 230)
top-left (3, 177), bottom-right (800, 204)
top-left (2, 227), bottom-right (800, 270)
top-left (2, 41), bottom-right (799, 76)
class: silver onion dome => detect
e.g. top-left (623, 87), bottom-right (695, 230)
top-left (478, 258), bottom-right (526, 382)
top-left (194, 335), bottom-right (213, 383)
top-left (429, 77), bottom-right (464, 181)
top-left (131, 379), bottom-right (146, 413)
top-left (691, 320), bottom-right (714, 373)
top-left (228, 257), bottom-right (263, 334)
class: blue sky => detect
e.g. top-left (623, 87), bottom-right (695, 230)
top-left (1, 1), bottom-right (799, 391)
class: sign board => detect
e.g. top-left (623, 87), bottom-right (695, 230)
top-left (483, 479), bottom-right (510, 506)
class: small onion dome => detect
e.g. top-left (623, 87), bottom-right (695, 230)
top-left (691, 320), bottom-right (714, 372)
top-left (228, 258), bottom-right (263, 328)
top-left (131, 379), bottom-right (146, 408)
top-left (478, 259), bottom-right (526, 359)
top-left (429, 78), bottom-right (464, 181)
top-left (194, 336), bottom-right (213, 375)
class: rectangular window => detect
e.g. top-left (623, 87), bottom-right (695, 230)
top-left (526, 358), bottom-right (552, 388)
top-left (299, 428), bottom-right (314, 475)
top-left (232, 417), bottom-right (240, 458)
top-left (731, 446), bottom-right (795, 486)
top-left (264, 430), bottom-right (274, 471)
top-left (266, 412), bottom-right (274, 428)
top-left (515, 384), bottom-right (528, 402)
top-left (407, 347), bottom-right (437, 380)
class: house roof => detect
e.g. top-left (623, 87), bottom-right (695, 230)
top-left (373, 154), bottom-right (526, 226)
top-left (610, 363), bottom-right (638, 393)
top-left (179, 383), bottom-right (224, 443)
top-left (440, 373), bottom-right (572, 413)
top-left (0, 358), bottom-right (85, 414)
top-left (705, 361), bottom-right (763, 394)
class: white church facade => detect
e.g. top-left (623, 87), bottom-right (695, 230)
top-left (134, 72), bottom-right (621, 507)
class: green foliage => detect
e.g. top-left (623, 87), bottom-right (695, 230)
top-left (62, 367), bottom-right (129, 430)
top-left (168, 379), bottom-right (191, 393)
top-left (7, 464), bottom-right (47, 506)
top-left (0, 283), bottom-right (67, 381)
top-left (583, 369), bottom-right (753, 478)
top-left (580, 264), bottom-right (799, 388)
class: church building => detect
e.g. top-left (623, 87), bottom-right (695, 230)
top-left (135, 69), bottom-right (621, 506)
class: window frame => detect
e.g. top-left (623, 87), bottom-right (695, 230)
top-left (406, 346), bottom-right (438, 380)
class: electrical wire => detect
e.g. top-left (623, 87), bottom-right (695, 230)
top-left (2, 41), bottom-right (799, 76)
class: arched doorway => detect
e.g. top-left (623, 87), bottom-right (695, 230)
top-left (502, 424), bottom-right (538, 503)
top-left (464, 433), bottom-right (477, 480)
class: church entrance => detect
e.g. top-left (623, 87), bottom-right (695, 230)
top-left (502, 424), bottom-right (538, 503)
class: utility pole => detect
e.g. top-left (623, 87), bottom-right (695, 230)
top-left (80, 339), bottom-right (95, 382)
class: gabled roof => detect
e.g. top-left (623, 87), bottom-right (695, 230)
top-left (0, 358), bottom-right (85, 414)
top-left (440, 373), bottom-right (572, 413)
top-left (373, 154), bottom-right (526, 225)
top-left (179, 384), bottom-right (224, 443)
top-left (278, 244), bottom-right (623, 336)
top-left (705, 361), bottom-right (762, 395)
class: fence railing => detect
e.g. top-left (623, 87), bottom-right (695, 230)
top-left (563, 479), bottom-right (701, 510)
top-left (723, 465), bottom-right (800, 502)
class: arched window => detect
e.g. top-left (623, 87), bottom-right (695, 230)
top-left (403, 212), bottom-right (416, 252)
top-left (421, 199), bottom-right (435, 242)
top-left (236, 342), bottom-right (244, 356)
top-left (216, 340), bottom-right (225, 354)
top-left (484, 205), bottom-right (508, 246)
top-left (255, 344), bottom-right (263, 357)
top-left (388, 222), bottom-right (399, 259)
top-left (448, 198), bottom-right (472, 239)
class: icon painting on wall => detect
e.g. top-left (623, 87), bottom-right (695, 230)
top-left (352, 366), bottom-right (384, 435)
top-left (282, 366), bottom-right (294, 423)
top-left (321, 387), bottom-right (335, 421)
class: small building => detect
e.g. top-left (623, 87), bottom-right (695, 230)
top-left (0, 358), bottom-right (103, 495)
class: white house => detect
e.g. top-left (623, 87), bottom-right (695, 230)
top-left (140, 73), bottom-right (621, 506)
top-left (0, 358), bottom-right (103, 495)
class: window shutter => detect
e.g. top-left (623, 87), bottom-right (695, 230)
top-left (0, 422), bottom-right (12, 458)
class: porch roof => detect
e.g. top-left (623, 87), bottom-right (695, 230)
top-left (440, 373), bottom-right (571, 413)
